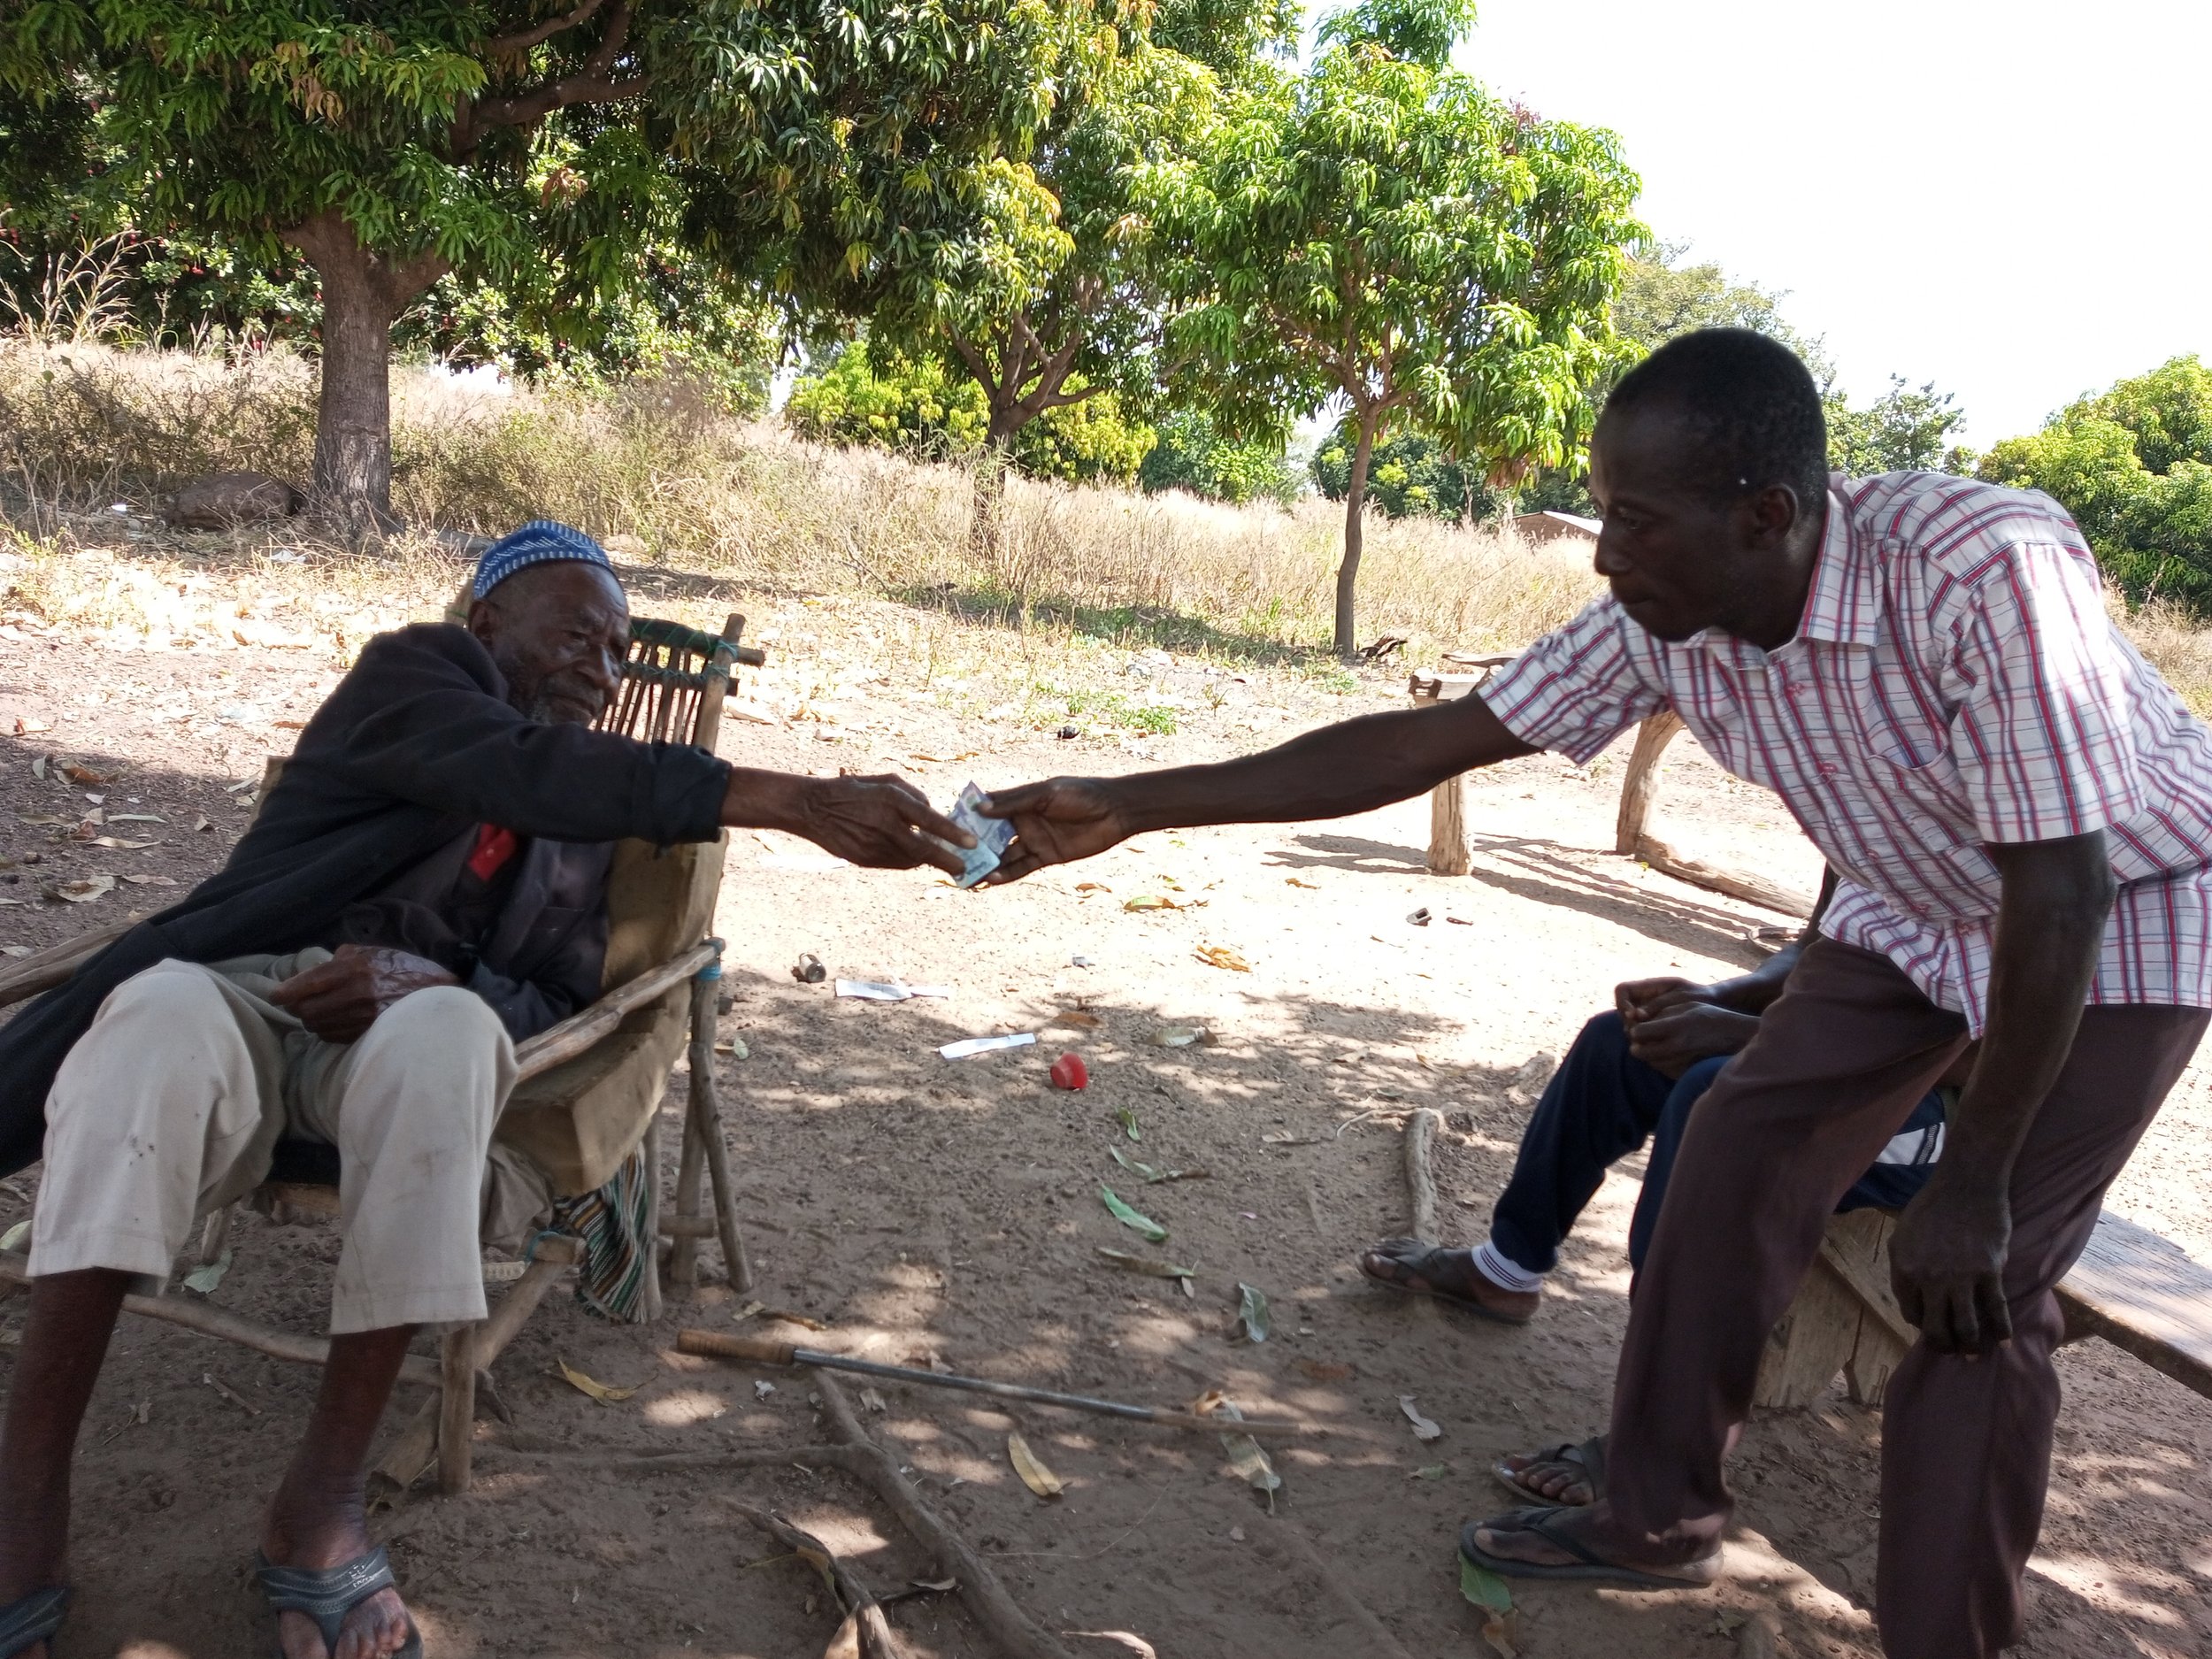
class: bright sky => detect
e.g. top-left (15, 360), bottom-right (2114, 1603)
top-left (1454, 0), bottom-right (2212, 445)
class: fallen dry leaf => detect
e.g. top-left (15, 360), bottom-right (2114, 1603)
top-left (556, 1359), bottom-right (639, 1404)
top-left (1008, 1432), bottom-right (1064, 1499)
top-left (192, 815), bottom-right (213, 833)
top-left (120, 873), bottom-right (179, 887)
top-left (759, 1307), bottom-right (827, 1332)
top-left (1049, 1009), bottom-right (1102, 1029)
top-left (47, 875), bottom-right (116, 904)
top-left (59, 764), bottom-right (112, 786)
top-left (1399, 1394), bottom-right (1444, 1441)
top-left (11, 718), bottom-right (49, 735)
top-left (1194, 944), bottom-right (1251, 973)
top-left (1073, 881), bottom-right (1111, 893)
top-left (1284, 876), bottom-right (1319, 889)
top-left (1296, 1360), bottom-right (1356, 1383)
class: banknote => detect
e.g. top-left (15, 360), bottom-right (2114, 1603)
top-left (940, 780), bottom-right (1015, 888)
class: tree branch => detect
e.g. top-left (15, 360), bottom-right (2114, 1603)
top-left (453, 3), bottom-right (642, 155)
top-left (484, 0), bottom-right (608, 58)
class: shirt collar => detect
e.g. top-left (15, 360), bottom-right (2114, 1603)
top-left (1792, 486), bottom-right (1881, 648)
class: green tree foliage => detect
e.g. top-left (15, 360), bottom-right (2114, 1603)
top-left (1311, 419), bottom-right (1497, 521)
top-left (1978, 356), bottom-right (2212, 611)
top-left (1140, 0), bottom-right (1642, 653)
top-left (1827, 376), bottom-right (1971, 477)
top-left (1141, 407), bottom-right (1300, 504)
top-left (786, 346), bottom-right (1154, 484)
top-left (2, 0), bottom-right (1087, 524)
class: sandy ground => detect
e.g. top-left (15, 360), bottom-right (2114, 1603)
top-left (1, 547), bottom-right (2208, 1659)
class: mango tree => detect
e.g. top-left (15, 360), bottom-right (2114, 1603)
top-left (3, 0), bottom-right (1088, 527)
top-left (1141, 0), bottom-right (1643, 655)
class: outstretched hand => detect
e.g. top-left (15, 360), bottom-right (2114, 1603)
top-left (975, 778), bottom-right (1133, 883)
top-left (269, 944), bottom-right (459, 1043)
top-left (793, 772), bottom-right (974, 876)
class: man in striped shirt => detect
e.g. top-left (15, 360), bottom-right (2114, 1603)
top-left (979, 328), bottom-right (2212, 1657)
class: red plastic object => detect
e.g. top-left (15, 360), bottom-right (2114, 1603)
top-left (1049, 1051), bottom-right (1088, 1091)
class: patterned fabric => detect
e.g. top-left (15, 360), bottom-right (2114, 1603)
top-left (1481, 471), bottom-right (2212, 1033)
top-left (471, 518), bottom-right (616, 598)
top-left (548, 1143), bottom-right (654, 1321)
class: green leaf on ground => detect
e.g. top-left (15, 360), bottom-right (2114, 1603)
top-left (1114, 1105), bottom-right (1142, 1141)
top-left (181, 1250), bottom-right (232, 1294)
top-left (1460, 1554), bottom-right (1513, 1613)
top-left (1236, 1281), bottom-right (1271, 1342)
top-left (0, 1219), bottom-right (27, 1254)
top-left (1110, 1146), bottom-right (1163, 1181)
top-left (1098, 1183), bottom-right (1167, 1242)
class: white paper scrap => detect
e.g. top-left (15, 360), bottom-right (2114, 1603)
top-left (838, 979), bottom-right (956, 1002)
top-left (938, 1033), bottom-right (1039, 1060)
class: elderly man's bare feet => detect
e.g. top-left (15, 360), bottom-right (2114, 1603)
top-left (261, 1474), bottom-right (416, 1659)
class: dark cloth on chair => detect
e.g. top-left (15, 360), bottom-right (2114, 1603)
top-left (0, 622), bottom-right (731, 1177)
top-left (1601, 939), bottom-right (2207, 1659)
top-left (1488, 1010), bottom-right (1946, 1279)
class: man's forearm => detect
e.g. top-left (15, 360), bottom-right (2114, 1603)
top-left (719, 766), bottom-right (812, 833)
top-left (1944, 833), bottom-right (2116, 1189)
top-left (1103, 696), bottom-right (1537, 834)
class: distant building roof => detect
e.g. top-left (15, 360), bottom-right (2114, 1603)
top-left (1512, 511), bottom-right (1601, 543)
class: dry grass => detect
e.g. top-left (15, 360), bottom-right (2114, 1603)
top-left (0, 340), bottom-right (1598, 670)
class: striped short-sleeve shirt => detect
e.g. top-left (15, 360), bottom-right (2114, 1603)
top-left (1480, 472), bottom-right (2212, 1033)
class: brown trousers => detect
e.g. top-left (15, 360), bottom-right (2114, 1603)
top-left (1605, 939), bottom-right (2205, 1659)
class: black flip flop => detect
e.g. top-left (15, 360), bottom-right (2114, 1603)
top-left (0, 1586), bottom-right (68, 1659)
top-left (1356, 1237), bottom-right (1536, 1325)
top-left (1493, 1433), bottom-right (1606, 1506)
top-left (255, 1548), bottom-right (422, 1659)
top-left (1459, 1506), bottom-right (1719, 1591)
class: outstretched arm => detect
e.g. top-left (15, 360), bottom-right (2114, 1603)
top-left (981, 694), bottom-right (1537, 879)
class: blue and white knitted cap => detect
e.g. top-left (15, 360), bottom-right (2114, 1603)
top-left (472, 519), bottom-right (618, 599)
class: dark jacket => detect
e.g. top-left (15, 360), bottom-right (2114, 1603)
top-left (0, 623), bottom-right (729, 1177)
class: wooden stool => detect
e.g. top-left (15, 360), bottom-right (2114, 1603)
top-left (1755, 1209), bottom-right (1917, 1409)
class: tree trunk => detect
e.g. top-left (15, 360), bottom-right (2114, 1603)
top-left (1334, 415), bottom-right (1379, 659)
top-left (970, 403), bottom-right (1023, 573)
top-left (281, 211), bottom-right (449, 534)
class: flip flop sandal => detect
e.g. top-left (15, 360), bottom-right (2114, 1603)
top-left (0, 1586), bottom-right (68, 1659)
top-left (1493, 1433), bottom-right (1606, 1506)
top-left (1356, 1237), bottom-right (1536, 1325)
top-left (255, 1548), bottom-right (422, 1659)
top-left (1459, 1506), bottom-right (1719, 1592)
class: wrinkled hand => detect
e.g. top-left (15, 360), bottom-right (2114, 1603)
top-left (1889, 1172), bottom-right (2013, 1356)
top-left (1623, 1002), bottom-right (1761, 1078)
top-left (795, 773), bottom-right (972, 876)
top-left (975, 778), bottom-right (1132, 883)
top-left (268, 944), bottom-right (460, 1043)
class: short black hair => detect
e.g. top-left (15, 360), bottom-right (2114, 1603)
top-left (1601, 328), bottom-right (1829, 511)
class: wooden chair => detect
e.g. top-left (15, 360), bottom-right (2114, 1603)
top-left (0, 611), bottom-right (766, 1494)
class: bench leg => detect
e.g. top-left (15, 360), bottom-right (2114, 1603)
top-left (437, 1324), bottom-right (477, 1494)
top-left (641, 1111), bottom-right (665, 1322)
top-left (669, 1090), bottom-right (707, 1294)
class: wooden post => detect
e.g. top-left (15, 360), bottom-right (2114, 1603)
top-left (688, 964), bottom-right (754, 1293)
top-left (1409, 672), bottom-right (1479, 876)
top-left (1615, 710), bottom-right (1686, 854)
top-left (669, 1086), bottom-right (707, 1294)
top-left (437, 1325), bottom-right (477, 1494)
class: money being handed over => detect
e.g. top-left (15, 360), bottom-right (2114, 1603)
top-left (939, 782), bottom-right (1015, 888)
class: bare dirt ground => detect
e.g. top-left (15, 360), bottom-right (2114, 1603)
top-left (2, 536), bottom-right (2208, 1659)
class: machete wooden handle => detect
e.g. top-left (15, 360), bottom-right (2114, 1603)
top-left (678, 1328), bottom-right (800, 1365)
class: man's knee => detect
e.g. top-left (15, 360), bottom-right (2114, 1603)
top-left (50, 961), bottom-right (250, 1133)
top-left (346, 987), bottom-right (511, 1142)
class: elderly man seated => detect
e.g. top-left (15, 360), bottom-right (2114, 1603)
top-left (0, 523), bottom-right (972, 1659)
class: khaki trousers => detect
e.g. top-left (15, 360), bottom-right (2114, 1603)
top-left (1605, 939), bottom-right (2206, 1658)
top-left (28, 956), bottom-right (517, 1333)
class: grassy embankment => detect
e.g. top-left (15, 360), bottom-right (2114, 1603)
top-left (5, 338), bottom-right (2209, 726)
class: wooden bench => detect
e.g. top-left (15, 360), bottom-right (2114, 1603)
top-left (1755, 1206), bottom-right (2212, 1409)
